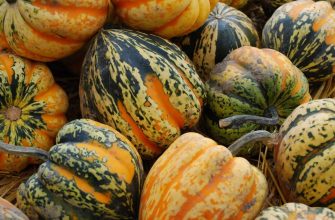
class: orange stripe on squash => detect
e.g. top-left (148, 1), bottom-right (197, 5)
top-left (52, 164), bottom-right (112, 204)
top-left (117, 101), bottom-right (162, 154)
top-left (114, 0), bottom-right (153, 8)
top-left (288, 1), bottom-right (314, 21)
top-left (75, 142), bottom-right (135, 184)
top-left (145, 74), bottom-right (185, 128)
top-left (0, 53), bottom-right (14, 84)
top-left (319, 187), bottom-right (335, 204)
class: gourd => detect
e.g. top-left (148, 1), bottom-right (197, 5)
top-left (111, 0), bottom-right (219, 39)
top-left (80, 28), bottom-right (206, 159)
top-left (3, 119), bottom-right (144, 219)
top-left (231, 99), bottom-right (335, 210)
top-left (220, 0), bottom-right (248, 8)
top-left (0, 0), bottom-right (110, 61)
top-left (139, 132), bottom-right (268, 220)
top-left (176, 3), bottom-right (259, 81)
top-left (0, 197), bottom-right (28, 220)
top-left (262, 0), bottom-right (335, 83)
top-left (255, 203), bottom-right (335, 220)
top-left (203, 46), bottom-right (311, 155)
top-left (0, 52), bottom-right (68, 172)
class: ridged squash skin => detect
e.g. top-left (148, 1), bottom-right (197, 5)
top-left (0, 0), bottom-right (109, 61)
top-left (0, 53), bottom-right (68, 172)
top-left (139, 132), bottom-right (268, 220)
top-left (203, 46), bottom-right (311, 155)
top-left (255, 203), bottom-right (335, 220)
top-left (220, 0), bottom-right (248, 8)
top-left (80, 28), bottom-right (205, 159)
top-left (111, 0), bottom-right (219, 39)
top-left (0, 197), bottom-right (28, 220)
top-left (262, 0), bottom-right (335, 83)
top-left (274, 99), bottom-right (335, 211)
top-left (176, 3), bottom-right (259, 80)
top-left (17, 119), bottom-right (144, 220)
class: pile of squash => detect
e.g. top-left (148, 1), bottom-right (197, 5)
top-left (0, 0), bottom-right (334, 219)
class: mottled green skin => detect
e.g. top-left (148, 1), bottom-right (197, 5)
top-left (17, 119), bottom-right (144, 219)
top-left (203, 46), bottom-right (311, 155)
top-left (80, 28), bottom-right (206, 159)
top-left (275, 99), bottom-right (335, 210)
top-left (262, 0), bottom-right (335, 83)
top-left (255, 203), bottom-right (335, 220)
top-left (175, 3), bottom-right (259, 81)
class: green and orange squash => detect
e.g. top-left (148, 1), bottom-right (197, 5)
top-left (262, 0), bottom-right (335, 83)
top-left (203, 46), bottom-right (311, 155)
top-left (255, 203), bottom-right (335, 219)
top-left (14, 119), bottom-right (144, 219)
top-left (111, 0), bottom-right (219, 39)
top-left (0, 197), bottom-right (28, 220)
top-left (139, 132), bottom-right (268, 219)
top-left (176, 3), bottom-right (259, 81)
top-left (0, 0), bottom-right (110, 61)
top-left (80, 28), bottom-right (206, 159)
top-left (0, 52), bottom-right (68, 172)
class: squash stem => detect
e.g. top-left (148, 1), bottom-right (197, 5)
top-left (0, 141), bottom-right (49, 161)
top-left (228, 130), bottom-right (278, 156)
top-left (219, 106), bottom-right (279, 128)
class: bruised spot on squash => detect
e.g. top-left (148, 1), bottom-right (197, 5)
top-left (0, 54), bottom-right (14, 84)
top-left (117, 101), bottom-right (162, 155)
top-left (288, 1), bottom-right (314, 21)
top-left (75, 142), bottom-right (135, 184)
top-left (145, 74), bottom-right (185, 128)
top-left (52, 164), bottom-right (111, 204)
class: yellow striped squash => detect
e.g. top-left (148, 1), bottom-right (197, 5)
top-left (262, 0), bottom-right (335, 82)
top-left (275, 98), bottom-right (335, 210)
top-left (176, 3), bottom-right (259, 81)
top-left (0, 52), bottom-right (68, 172)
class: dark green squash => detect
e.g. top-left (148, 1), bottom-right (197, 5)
top-left (175, 3), bottom-right (259, 81)
top-left (262, 0), bottom-right (335, 83)
top-left (203, 46), bottom-right (311, 155)
top-left (15, 119), bottom-right (144, 219)
top-left (80, 28), bottom-right (206, 159)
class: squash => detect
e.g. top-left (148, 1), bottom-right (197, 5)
top-left (262, 0), bottom-right (335, 83)
top-left (13, 119), bottom-right (144, 219)
top-left (175, 3), bottom-right (259, 81)
top-left (274, 98), bottom-right (335, 210)
top-left (79, 28), bottom-right (206, 159)
top-left (203, 46), bottom-right (311, 155)
top-left (0, 52), bottom-right (68, 172)
top-left (230, 98), bottom-right (335, 210)
top-left (139, 132), bottom-right (268, 220)
top-left (0, 197), bottom-right (28, 220)
top-left (111, 0), bottom-right (219, 39)
top-left (255, 203), bottom-right (335, 220)
top-left (220, 0), bottom-right (248, 8)
top-left (0, 0), bottom-right (110, 62)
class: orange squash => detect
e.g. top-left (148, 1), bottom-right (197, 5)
top-left (139, 132), bottom-right (268, 219)
top-left (0, 52), bottom-right (68, 172)
top-left (0, 0), bottom-right (110, 62)
top-left (112, 0), bottom-right (219, 39)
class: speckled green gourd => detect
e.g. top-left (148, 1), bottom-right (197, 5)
top-left (203, 46), bottom-right (311, 155)
top-left (17, 119), bottom-right (144, 219)
top-left (80, 28), bottom-right (205, 159)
